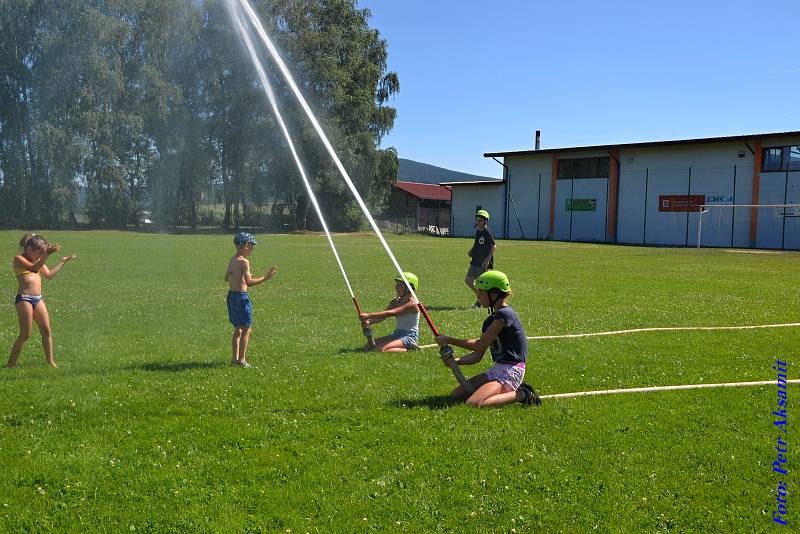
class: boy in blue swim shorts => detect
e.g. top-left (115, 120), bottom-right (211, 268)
top-left (224, 232), bottom-right (277, 368)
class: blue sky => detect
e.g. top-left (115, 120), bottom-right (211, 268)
top-left (358, 0), bottom-right (800, 178)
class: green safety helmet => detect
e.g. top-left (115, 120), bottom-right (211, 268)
top-left (475, 270), bottom-right (511, 293)
top-left (475, 209), bottom-right (490, 221)
top-left (394, 272), bottom-right (418, 290)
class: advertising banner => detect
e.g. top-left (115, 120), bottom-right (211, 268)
top-left (566, 198), bottom-right (597, 211)
top-left (658, 195), bottom-right (705, 212)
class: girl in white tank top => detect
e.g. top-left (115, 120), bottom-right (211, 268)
top-left (358, 272), bottom-right (421, 353)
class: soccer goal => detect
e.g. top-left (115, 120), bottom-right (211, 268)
top-left (696, 204), bottom-right (800, 249)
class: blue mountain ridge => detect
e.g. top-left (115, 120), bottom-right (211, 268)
top-left (397, 158), bottom-right (497, 184)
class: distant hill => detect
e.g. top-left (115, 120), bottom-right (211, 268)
top-left (397, 158), bottom-right (497, 184)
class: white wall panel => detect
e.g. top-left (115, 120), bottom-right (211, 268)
top-left (553, 180), bottom-right (572, 241)
top-left (784, 172), bottom-right (800, 250)
top-left (756, 173), bottom-right (786, 249)
top-left (732, 165), bottom-right (754, 248)
top-left (539, 173), bottom-right (553, 239)
top-left (689, 167), bottom-right (735, 247)
top-left (645, 168), bottom-right (690, 246)
top-left (450, 185), bottom-right (505, 238)
top-left (570, 179), bottom-right (608, 242)
top-left (552, 178), bottom-right (608, 242)
top-left (621, 143), bottom-right (752, 171)
top-left (505, 156), bottom-right (552, 240)
top-left (617, 169), bottom-right (647, 244)
top-left (506, 171), bottom-right (542, 240)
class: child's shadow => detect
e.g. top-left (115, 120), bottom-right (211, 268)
top-left (390, 395), bottom-right (462, 410)
top-left (338, 347), bottom-right (369, 354)
top-left (132, 361), bottom-right (228, 372)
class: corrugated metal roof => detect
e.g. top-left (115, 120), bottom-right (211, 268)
top-left (484, 130), bottom-right (800, 158)
top-left (393, 181), bottom-right (452, 200)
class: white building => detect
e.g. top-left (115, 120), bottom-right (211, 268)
top-left (444, 131), bottom-right (800, 250)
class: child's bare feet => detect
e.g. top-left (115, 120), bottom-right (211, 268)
top-left (47, 360), bottom-right (58, 368)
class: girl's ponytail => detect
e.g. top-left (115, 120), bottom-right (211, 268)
top-left (19, 233), bottom-right (48, 250)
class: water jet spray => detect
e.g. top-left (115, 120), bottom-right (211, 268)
top-left (229, 0), bottom-right (469, 385)
top-left (227, 3), bottom-right (374, 347)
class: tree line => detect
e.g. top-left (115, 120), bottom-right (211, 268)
top-left (0, 0), bottom-right (399, 231)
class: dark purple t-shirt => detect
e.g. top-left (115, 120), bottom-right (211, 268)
top-left (481, 305), bottom-right (527, 364)
top-left (470, 228), bottom-right (495, 267)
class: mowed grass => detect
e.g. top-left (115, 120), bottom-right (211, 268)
top-left (0, 231), bottom-right (798, 532)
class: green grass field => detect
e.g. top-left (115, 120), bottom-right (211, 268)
top-left (0, 231), bottom-right (797, 532)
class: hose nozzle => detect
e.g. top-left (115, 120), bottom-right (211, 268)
top-left (439, 345), bottom-right (454, 359)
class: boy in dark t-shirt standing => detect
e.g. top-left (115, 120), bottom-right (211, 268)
top-left (465, 209), bottom-right (496, 308)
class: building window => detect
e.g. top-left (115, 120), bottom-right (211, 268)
top-left (788, 146), bottom-right (800, 171)
top-left (762, 148), bottom-right (784, 172)
top-left (557, 157), bottom-right (610, 179)
top-left (761, 145), bottom-right (800, 172)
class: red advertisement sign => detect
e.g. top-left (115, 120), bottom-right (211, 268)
top-left (658, 195), bottom-right (705, 212)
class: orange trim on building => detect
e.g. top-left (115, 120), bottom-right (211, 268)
top-left (549, 154), bottom-right (558, 237)
top-left (607, 148), bottom-right (620, 240)
top-left (749, 140), bottom-right (762, 245)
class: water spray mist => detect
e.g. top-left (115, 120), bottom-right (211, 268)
top-left (226, 2), bottom-right (374, 348)
top-left (228, 0), bottom-right (466, 384)
top-left (234, 0), bottom-right (419, 302)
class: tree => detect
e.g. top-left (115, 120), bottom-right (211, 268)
top-left (0, 0), bottom-right (400, 231)
top-left (200, 0), bottom-right (274, 229)
top-left (0, 1), bottom-right (48, 226)
top-left (246, 0), bottom-right (400, 230)
top-left (129, 0), bottom-right (201, 229)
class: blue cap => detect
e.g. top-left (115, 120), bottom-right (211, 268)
top-left (234, 232), bottom-right (259, 246)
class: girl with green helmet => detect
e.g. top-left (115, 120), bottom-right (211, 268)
top-left (435, 270), bottom-right (541, 407)
top-left (358, 272), bottom-right (420, 352)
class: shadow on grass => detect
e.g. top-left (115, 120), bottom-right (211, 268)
top-left (338, 347), bottom-right (369, 354)
top-left (422, 305), bottom-right (466, 312)
top-left (132, 361), bottom-right (228, 372)
top-left (390, 395), bottom-right (463, 410)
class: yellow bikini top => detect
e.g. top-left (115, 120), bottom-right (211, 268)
top-left (14, 266), bottom-right (39, 276)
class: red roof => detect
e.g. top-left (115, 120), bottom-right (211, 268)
top-left (393, 181), bottom-right (452, 201)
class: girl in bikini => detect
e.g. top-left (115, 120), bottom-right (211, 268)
top-left (6, 233), bottom-right (76, 368)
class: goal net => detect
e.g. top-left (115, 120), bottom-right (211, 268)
top-left (697, 204), bottom-right (800, 249)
